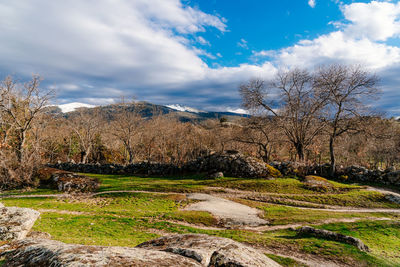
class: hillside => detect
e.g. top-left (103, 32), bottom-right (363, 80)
top-left (45, 102), bottom-right (249, 122)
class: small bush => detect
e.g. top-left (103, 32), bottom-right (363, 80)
top-left (266, 164), bottom-right (282, 178)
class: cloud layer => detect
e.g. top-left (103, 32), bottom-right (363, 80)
top-left (0, 0), bottom-right (400, 115)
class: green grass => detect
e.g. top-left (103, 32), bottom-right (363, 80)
top-left (163, 210), bottom-right (218, 226)
top-left (234, 199), bottom-right (393, 225)
top-left (33, 213), bottom-right (160, 246)
top-left (204, 177), bottom-right (360, 194)
top-left (265, 254), bottom-right (307, 267)
top-left (1, 173), bottom-right (400, 266)
top-left (85, 173), bottom-right (208, 193)
top-left (0, 188), bottom-right (58, 196)
top-left (317, 220), bottom-right (400, 264)
top-left (283, 190), bottom-right (400, 208)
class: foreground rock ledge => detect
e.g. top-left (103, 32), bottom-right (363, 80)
top-left (1, 235), bottom-right (281, 267)
top-left (0, 207), bottom-right (40, 241)
top-left (137, 234), bottom-right (281, 267)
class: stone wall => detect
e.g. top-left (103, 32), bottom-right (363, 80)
top-left (48, 151), bottom-right (274, 179)
top-left (269, 162), bottom-right (400, 187)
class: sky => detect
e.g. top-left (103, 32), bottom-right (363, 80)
top-left (0, 0), bottom-right (400, 115)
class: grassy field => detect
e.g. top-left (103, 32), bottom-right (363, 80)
top-left (1, 174), bottom-right (400, 266)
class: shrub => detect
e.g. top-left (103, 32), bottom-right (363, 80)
top-left (266, 164), bottom-right (282, 178)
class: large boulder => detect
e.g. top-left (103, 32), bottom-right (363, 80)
top-left (137, 234), bottom-right (281, 267)
top-left (0, 239), bottom-right (202, 267)
top-left (0, 207), bottom-right (40, 241)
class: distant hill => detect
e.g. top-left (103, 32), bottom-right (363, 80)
top-left (45, 102), bottom-right (249, 122)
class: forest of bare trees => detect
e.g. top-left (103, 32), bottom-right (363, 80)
top-left (0, 65), bottom-right (399, 188)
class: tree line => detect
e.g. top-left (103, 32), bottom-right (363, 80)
top-left (0, 64), bottom-right (399, 189)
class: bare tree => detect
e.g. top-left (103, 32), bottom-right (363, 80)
top-left (240, 68), bottom-right (329, 161)
top-left (233, 117), bottom-right (279, 162)
top-left (0, 75), bottom-right (53, 188)
top-left (110, 102), bottom-right (143, 164)
top-left (314, 64), bottom-right (379, 176)
top-left (69, 108), bottom-right (103, 163)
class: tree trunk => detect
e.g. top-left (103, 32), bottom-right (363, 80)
top-left (82, 146), bottom-right (91, 164)
top-left (295, 143), bottom-right (305, 161)
top-left (329, 136), bottom-right (336, 178)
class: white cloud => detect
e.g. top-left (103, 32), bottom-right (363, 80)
top-left (196, 36), bottom-right (210, 46)
top-left (342, 1), bottom-right (400, 41)
top-left (254, 1), bottom-right (400, 70)
top-left (308, 0), bottom-right (316, 8)
top-left (1, 0), bottom-right (400, 115)
top-left (237, 38), bottom-right (249, 49)
top-left (250, 0), bottom-right (400, 115)
top-left (274, 31), bottom-right (400, 69)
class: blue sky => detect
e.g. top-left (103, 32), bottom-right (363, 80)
top-left (191, 0), bottom-right (343, 66)
top-left (0, 0), bottom-right (400, 115)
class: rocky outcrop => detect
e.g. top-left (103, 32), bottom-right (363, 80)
top-left (137, 234), bottom-right (281, 267)
top-left (37, 167), bottom-right (100, 193)
top-left (1, 235), bottom-right (281, 267)
top-left (0, 207), bottom-right (40, 241)
top-left (49, 151), bottom-right (278, 179)
top-left (53, 172), bottom-right (100, 193)
top-left (0, 238), bottom-right (202, 267)
top-left (302, 175), bottom-right (337, 193)
top-left (297, 226), bottom-right (369, 252)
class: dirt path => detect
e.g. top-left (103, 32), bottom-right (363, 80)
top-left (185, 193), bottom-right (268, 227)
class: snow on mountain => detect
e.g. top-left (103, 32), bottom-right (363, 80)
top-left (165, 104), bottom-right (203, 113)
top-left (226, 108), bottom-right (249, 115)
top-left (58, 102), bottom-right (96, 113)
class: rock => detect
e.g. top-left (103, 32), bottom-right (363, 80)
top-left (1, 235), bottom-right (281, 267)
top-left (208, 171), bottom-right (224, 179)
top-left (303, 175), bottom-right (333, 192)
top-left (0, 238), bottom-right (202, 267)
top-left (385, 194), bottom-right (400, 205)
top-left (297, 226), bottom-right (369, 252)
top-left (185, 152), bottom-right (276, 178)
top-left (55, 174), bottom-right (100, 193)
top-left (137, 234), bottom-right (281, 267)
top-left (49, 152), bottom-right (279, 179)
top-left (36, 167), bottom-right (100, 193)
top-left (0, 207), bottom-right (40, 241)
top-left (26, 231), bottom-right (52, 239)
top-left (384, 171), bottom-right (400, 185)
top-left (0, 202), bottom-right (4, 208)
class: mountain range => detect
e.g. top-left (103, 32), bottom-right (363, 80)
top-left (46, 102), bottom-right (249, 122)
